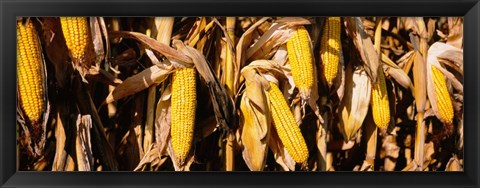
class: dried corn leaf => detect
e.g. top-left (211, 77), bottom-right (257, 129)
top-left (134, 143), bottom-right (168, 171)
top-left (446, 18), bottom-right (463, 49)
top-left (105, 64), bottom-right (173, 104)
top-left (338, 63), bottom-right (371, 141)
top-left (84, 67), bottom-right (122, 86)
top-left (237, 61), bottom-right (274, 171)
top-left (268, 129), bottom-right (296, 171)
top-left (73, 76), bottom-right (118, 170)
top-left (245, 60), bottom-right (286, 81)
top-left (89, 17), bottom-right (105, 67)
top-left (381, 53), bottom-right (414, 90)
top-left (238, 64), bottom-right (272, 171)
top-left (75, 114), bottom-right (93, 171)
top-left (52, 112), bottom-right (67, 171)
top-left (275, 17), bottom-right (311, 27)
top-left (98, 17), bottom-right (110, 64)
top-left (109, 31), bottom-right (193, 65)
top-left (247, 22), bottom-right (292, 60)
top-left (345, 17), bottom-right (379, 83)
top-left (445, 155), bottom-right (463, 171)
top-left (398, 50), bottom-right (415, 73)
top-left (271, 45), bottom-right (288, 67)
top-left (155, 85), bottom-right (172, 157)
top-left (236, 17), bottom-right (270, 69)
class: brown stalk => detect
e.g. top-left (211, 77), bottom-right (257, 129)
top-left (411, 18), bottom-right (428, 171)
top-left (224, 17), bottom-right (236, 171)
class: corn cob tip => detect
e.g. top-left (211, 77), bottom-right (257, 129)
top-left (298, 87), bottom-right (311, 101)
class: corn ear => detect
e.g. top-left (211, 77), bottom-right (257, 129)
top-left (17, 19), bottom-right (46, 123)
top-left (287, 26), bottom-right (314, 100)
top-left (171, 68), bottom-right (197, 164)
top-left (320, 17), bottom-right (341, 87)
top-left (267, 82), bottom-right (308, 163)
top-left (370, 67), bottom-right (390, 129)
top-left (60, 17), bottom-right (90, 65)
top-left (431, 66), bottom-right (454, 124)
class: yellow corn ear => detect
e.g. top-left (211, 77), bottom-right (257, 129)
top-left (17, 19), bottom-right (45, 124)
top-left (267, 82), bottom-right (309, 163)
top-left (287, 26), bottom-right (314, 100)
top-left (171, 68), bottom-right (197, 164)
top-left (431, 66), bottom-right (454, 124)
top-left (60, 17), bottom-right (90, 64)
top-left (370, 67), bottom-right (390, 129)
top-left (320, 17), bottom-right (341, 87)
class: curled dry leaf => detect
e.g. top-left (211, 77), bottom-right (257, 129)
top-left (105, 64), bottom-right (173, 104)
top-left (109, 31), bottom-right (193, 65)
top-left (446, 17), bottom-right (463, 49)
top-left (338, 63), bottom-right (371, 141)
top-left (89, 17), bottom-right (105, 67)
top-left (247, 22), bottom-right (293, 61)
top-left (75, 114), bottom-right (93, 171)
top-left (155, 85), bottom-right (172, 157)
top-left (268, 129), bottom-right (296, 171)
top-left (275, 17), bottom-right (312, 27)
top-left (239, 68), bottom-right (271, 171)
top-left (445, 155), bottom-right (462, 171)
top-left (85, 67), bottom-right (122, 86)
top-left (134, 143), bottom-right (167, 171)
top-left (236, 17), bottom-right (270, 71)
top-left (345, 17), bottom-right (379, 83)
top-left (381, 53), bottom-right (414, 91)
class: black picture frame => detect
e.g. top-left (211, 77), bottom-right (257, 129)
top-left (1, 0), bottom-right (479, 187)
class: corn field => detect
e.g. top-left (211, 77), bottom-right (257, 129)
top-left (16, 17), bottom-right (464, 171)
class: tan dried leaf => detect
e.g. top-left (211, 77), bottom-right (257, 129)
top-left (109, 31), bottom-right (193, 65)
top-left (268, 130), bottom-right (296, 171)
top-left (381, 53), bottom-right (414, 90)
top-left (105, 64), bottom-right (173, 104)
top-left (236, 17), bottom-right (270, 70)
top-left (75, 114), bottom-right (93, 171)
top-left (446, 17), bottom-right (463, 49)
top-left (89, 17), bottom-right (105, 67)
top-left (247, 23), bottom-right (293, 61)
top-left (155, 85), bottom-right (172, 157)
top-left (238, 65), bottom-right (272, 171)
top-left (345, 17), bottom-right (379, 83)
top-left (445, 155), bottom-right (463, 171)
top-left (338, 64), bottom-right (371, 141)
